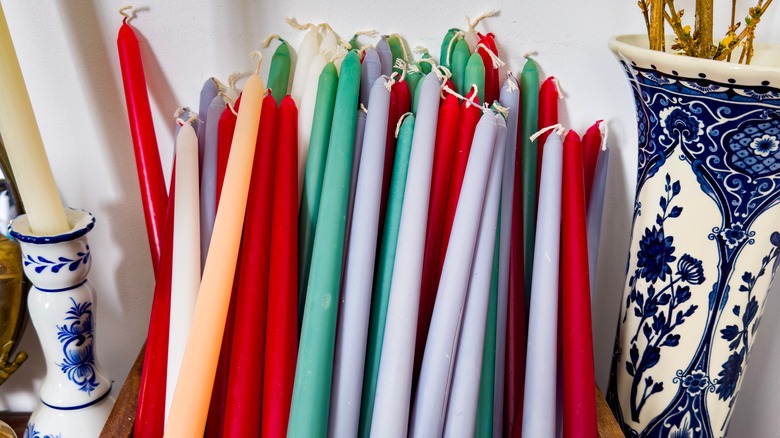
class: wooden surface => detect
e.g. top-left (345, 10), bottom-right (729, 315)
top-left (101, 342), bottom-right (625, 437)
top-left (0, 412), bottom-right (29, 437)
top-left (99, 342), bottom-right (145, 438)
top-left (596, 385), bottom-right (623, 437)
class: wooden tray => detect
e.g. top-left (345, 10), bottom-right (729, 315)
top-left (99, 343), bottom-right (624, 437)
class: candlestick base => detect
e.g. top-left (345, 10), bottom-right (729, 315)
top-left (9, 209), bottom-right (114, 438)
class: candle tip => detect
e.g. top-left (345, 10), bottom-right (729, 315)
top-left (551, 76), bottom-right (565, 99)
top-left (477, 43), bottom-right (505, 69)
top-left (250, 50), bottom-right (264, 74)
top-left (599, 120), bottom-right (609, 151)
top-left (529, 124), bottom-right (564, 142)
top-left (523, 50), bottom-right (538, 59)
top-left (395, 112), bottom-right (414, 138)
top-left (262, 33), bottom-right (283, 48)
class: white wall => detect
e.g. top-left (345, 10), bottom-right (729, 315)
top-left (1, 0), bottom-right (778, 434)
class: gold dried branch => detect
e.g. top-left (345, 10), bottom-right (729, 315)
top-left (641, 0), bottom-right (774, 64)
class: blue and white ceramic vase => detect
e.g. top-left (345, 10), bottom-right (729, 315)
top-left (9, 209), bottom-right (114, 438)
top-left (606, 35), bottom-right (780, 437)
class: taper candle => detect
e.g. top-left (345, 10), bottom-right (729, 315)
top-left (134, 171), bottom-right (176, 438)
top-left (387, 34), bottom-right (406, 75)
top-left (587, 141), bottom-right (609, 294)
top-left (370, 73), bottom-right (440, 438)
top-left (290, 27), bottom-right (321, 104)
top-left (288, 51), bottom-right (361, 438)
top-left (414, 94), bottom-right (460, 384)
top-left (451, 39), bottom-right (470, 95)
top-left (496, 75), bottom-right (523, 438)
top-left (297, 54), bottom-right (329, 203)
top-left (476, 239), bottom-right (499, 438)
top-left (560, 130), bottom-right (598, 438)
top-left (358, 113), bottom-right (415, 438)
top-left (537, 76), bottom-right (560, 182)
top-left (200, 94), bottom-right (224, 269)
top-left (464, 52), bottom-right (485, 104)
top-left (439, 90), bottom-right (481, 276)
top-left (268, 39), bottom-right (292, 104)
top-left (164, 65), bottom-right (264, 438)
top-left (261, 96), bottom-right (299, 438)
top-left (520, 57), bottom-right (539, 309)
top-left (197, 78), bottom-right (219, 173)
top-left (582, 121), bottom-right (602, 205)
top-left (165, 121), bottom-right (201, 422)
top-left (116, 12), bottom-right (166, 267)
top-left (411, 112), bottom-right (497, 438)
top-left (444, 113), bottom-right (506, 438)
top-left (222, 95), bottom-right (278, 437)
top-left (330, 76), bottom-right (391, 438)
top-left (477, 33), bottom-right (499, 106)
top-left (440, 28), bottom-right (459, 69)
top-left (360, 48), bottom-right (382, 107)
top-left (217, 97), bottom-right (240, 204)
top-left (521, 132), bottom-right (563, 438)
top-left (376, 37), bottom-right (393, 77)
top-left (344, 109), bottom-right (368, 254)
top-left (298, 62), bottom-right (338, 325)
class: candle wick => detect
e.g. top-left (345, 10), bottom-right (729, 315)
top-left (529, 124), bottom-right (564, 142)
top-left (413, 46), bottom-right (430, 55)
top-left (395, 112), bottom-right (414, 139)
top-left (119, 5), bottom-right (134, 22)
top-left (407, 63), bottom-right (421, 74)
top-left (262, 33), bottom-right (283, 48)
top-left (227, 71), bottom-right (241, 90)
top-left (506, 72), bottom-right (519, 93)
top-left (318, 22), bottom-right (337, 37)
top-left (211, 77), bottom-right (227, 94)
top-left (173, 107), bottom-right (198, 127)
top-left (418, 57), bottom-right (439, 74)
top-left (599, 120), bottom-right (609, 151)
top-left (492, 102), bottom-right (510, 118)
top-left (286, 17), bottom-right (318, 32)
top-left (385, 73), bottom-right (399, 92)
top-left (466, 10), bottom-right (500, 33)
top-left (250, 50), bottom-right (264, 75)
top-left (446, 30), bottom-right (465, 67)
top-left (436, 65), bottom-right (453, 80)
top-left (441, 83), bottom-right (482, 110)
top-left (360, 103), bottom-right (368, 114)
top-left (393, 59), bottom-right (408, 82)
top-left (476, 43), bottom-right (506, 69)
top-left (551, 76), bottom-right (565, 99)
top-left (523, 50), bottom-right (538, 59)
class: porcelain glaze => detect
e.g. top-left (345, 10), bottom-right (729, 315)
top-left (606, 35), bottom-right (780, 438)
top-left (10, 209), bottom-right (113, 438)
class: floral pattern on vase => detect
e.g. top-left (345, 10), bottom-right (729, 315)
top-left (56, 297), bottom-right (98, 395)
top-left (607, 35), bottom-right (780, 437)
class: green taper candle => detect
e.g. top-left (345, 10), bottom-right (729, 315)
top-left (288, 52), bottom-right (361, 437)
top-left (298, 63), bottom-right (339, 326)
top-left (405, 71), bottom-right (423, 103)
top-left (475, 225), bottom-right (500, 437)
top-left (439, 28), bottom-right (460, 69)
top-left (451, 38), bottom-right (470, 95)
top-left (268, 40), bottom-right (292, 105)
top-left (388, 34), bottom-right (405, 74)
top-left (520, 58), bottom-right (539, 310)
top-left (464, 51), bottom-right (486, 104)
top-left (358, 114), bottom-right (415, 438)
top-left (419, 51), bottom-right (433, 74)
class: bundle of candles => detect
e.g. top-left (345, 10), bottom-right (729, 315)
top-left (119, 8), bottom-right (610, 438)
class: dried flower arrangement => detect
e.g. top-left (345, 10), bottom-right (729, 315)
top-left (638, 0), bottom-right (774, 63)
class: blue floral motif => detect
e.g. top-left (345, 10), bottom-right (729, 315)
top-left (23, 246), bottom-right (90, 274)
top-left (621, 174), bottom-right (701, 422)
top-left (25, 423), bottom-right (61, 438)
top-left (56, 298), bottom-right (99, 394)
top-left (607, 59), bottom-right (780, 438)
top-left (660, 106), bottom-right (704, 142)
top-left (720, 222), bottom-right (748, 249)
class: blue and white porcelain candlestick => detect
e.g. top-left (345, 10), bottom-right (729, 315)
top-left (10, 209), bottom-right (114, 438)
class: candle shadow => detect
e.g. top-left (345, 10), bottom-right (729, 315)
top-left (589, 119), bottom-right (635, 389)
top-left (55, 0), bottom-right (155, 380)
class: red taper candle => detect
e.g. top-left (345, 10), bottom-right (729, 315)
top-left (414, 94), bottom-right (461, 384)
top-left (536, 77), bottom-right (560, 195)
top-left (508, 101), bottom-right (527, 438)
top-left (377, 80), bottom-right (410, 242)
top-left (222, 94), bottom-right (279, 436)
top-left (117, 16), bottom-right (167, 273)
top-left (582, 121), bottom-right (603, 206)
top-left (133, 167), bottom-right (175, 437)
top-left (477, 32), bottom-right (499, 106)
top-left (217, 97), bottom-right (240, 205)
top-left (262, 96), bottom-right (299, 437)
top-left (561, 130), bottom-right (598, 438)
top-left (438, 90), bottom-right (481, 276)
